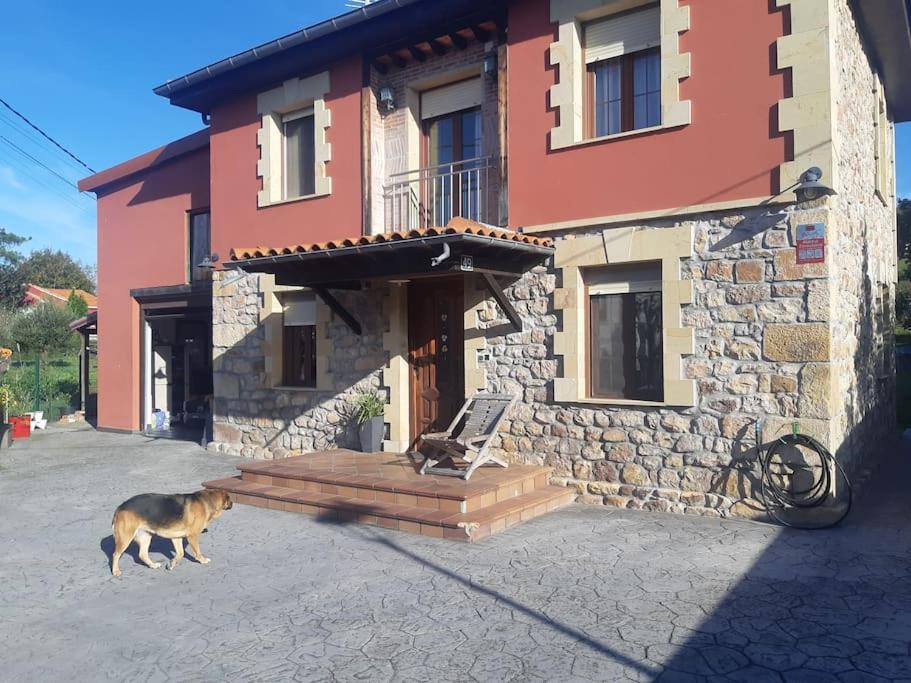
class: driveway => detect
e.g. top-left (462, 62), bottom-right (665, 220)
top-left (1, 426), bottom-right (910, 682)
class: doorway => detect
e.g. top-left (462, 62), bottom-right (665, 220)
top-left (423, 107), bottom-right (483, 225)
top-left (140, 306), bottom-right (212, 443)
top-left (407, 278), bottom-right (465, 448)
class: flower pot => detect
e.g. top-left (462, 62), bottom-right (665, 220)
top-left (358, 416), bottom-right (384, 453)
top-left (9, 416), bottom-right (30, 439)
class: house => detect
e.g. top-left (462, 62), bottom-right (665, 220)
top-left (22, 284), bottom-right (98, 312)
top-left (79, 0), bottom-right (909, 531)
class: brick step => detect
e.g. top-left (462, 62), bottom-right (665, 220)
top-left (203, 476), bottom-right (575, 542)
top-left (237, 459), bottom-right (550, 514)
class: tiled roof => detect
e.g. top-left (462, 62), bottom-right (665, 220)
top-left (230, 218), bottom-right (552, 262)
top-left (23, 284), bottom-right (98, 308)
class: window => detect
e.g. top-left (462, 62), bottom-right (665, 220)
top-left (588, 262), bottom-right (663, 401)
top-left (282, 108), bottom-right (316, 200)
top-left (423, 107), bottom-right (483, 225)
top-left (874, 82), bottom-right (893, 205)
top-left (187, 210), bottom-right (210, 282)
top-left (584, 5), bottom-right (661, 137)
top-left (282, 293), bottom-right (317, 387)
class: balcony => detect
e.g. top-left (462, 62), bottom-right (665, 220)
top-left (383, 156), bottom-right (501, 232)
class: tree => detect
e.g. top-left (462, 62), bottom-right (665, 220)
top-left (0, 248), bottom-right (95, 307)
top-left (66, 290), bottom-right (89, 319)
top-left (0, 228), bottom-right (29, 266)
top-left (9, 302), bottom-right (79, 355)
top-left (899, 198), bottom-right (911, 261)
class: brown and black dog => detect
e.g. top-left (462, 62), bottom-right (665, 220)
top-left (111, 490), bottom-right (232, 576)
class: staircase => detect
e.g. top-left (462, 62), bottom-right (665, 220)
top-left (203, 449), bottom-right (574, 542)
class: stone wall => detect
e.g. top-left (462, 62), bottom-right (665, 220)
top-left (210, 271), bottom-right (387, 458)
top-left (827, 0), bottom-right (897, 470)
top-left (478, 203), bottom-right (855, 518)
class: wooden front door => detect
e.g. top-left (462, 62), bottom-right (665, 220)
top-left (408, 278), bottom-right (465, 447)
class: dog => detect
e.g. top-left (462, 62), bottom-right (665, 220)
top-left (110, 490), bottom-right (232, 576)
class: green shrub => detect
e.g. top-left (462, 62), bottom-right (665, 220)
top-left (10, 303), bottom-right (79, 355)
top-left (66, 290), bottom-right (89, 318)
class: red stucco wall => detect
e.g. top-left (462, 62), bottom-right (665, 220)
top-left (506, 0), bottom-right (788, 228)
top-left (95, 147), bottom-right (210, 431)
top-left (208, 55), bottom-right (364, 257)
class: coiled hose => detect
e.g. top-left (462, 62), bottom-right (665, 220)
top-left (758, 431), bottom-right (852, 529)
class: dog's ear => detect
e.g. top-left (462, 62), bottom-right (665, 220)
top-left (223, 493), bottom-right (233, 510)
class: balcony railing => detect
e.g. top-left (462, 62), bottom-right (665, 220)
top-left (384, 156), bottom-right (499, 232)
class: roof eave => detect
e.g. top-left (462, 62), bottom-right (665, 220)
top-left (852, 0), bottom-right (911, 122)
top-left (152, 0), bottom-right (505, 113)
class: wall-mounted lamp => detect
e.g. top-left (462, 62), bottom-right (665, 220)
top-left (483, 52), bottom-right (498, 75)
top-left (794, 166), bottom-right (836, 202)
top-left (379, 86), bottom-right (395, 112)
top-left (198, 253), bottom-right (220, 270)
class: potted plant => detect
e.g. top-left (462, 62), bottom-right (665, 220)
top-left (0, 348), bottom-right (12, 448)
top-left (352, 389), bottom-right (385, 453)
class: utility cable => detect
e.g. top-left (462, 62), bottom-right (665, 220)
top-left (0, 96), bottom-right (95, 173)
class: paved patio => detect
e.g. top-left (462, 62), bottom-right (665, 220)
top-left (1, 426), bottom-right (910, 682)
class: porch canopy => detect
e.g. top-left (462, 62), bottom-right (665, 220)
top-left (226, 218), bottom-right (554, 333)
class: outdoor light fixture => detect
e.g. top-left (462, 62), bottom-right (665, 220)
top-left (379, 86), bottom-right (395, 112)
top-left (794, 166), bottom-right (836, 202)
top-left (483, 52), bottom-right (498, 75)
top-left (198, 253), bottom-right (220, 269)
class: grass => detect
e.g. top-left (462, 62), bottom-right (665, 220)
top-left (898, 327), bottom-right (911, 347)
top-left (3, 354), bottom-right (88, 420)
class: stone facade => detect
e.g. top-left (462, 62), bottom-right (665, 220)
top-left (208, 0), bottom-right (896, 520)
top-left (210, 271), bottom-right (387, 458)
top-left (476, 203), bottom-right (852, 519)
top-left (827, 0), bottom-right (897, 469)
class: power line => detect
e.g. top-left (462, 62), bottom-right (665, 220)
top-left (0, 146), bottom-right (92, 213)
top-left (0, 96), bottom-right (95, 173)
top-left (0, 134), bottom-right (82, 191)
top-left (0, 111), bottom-right (88, 175)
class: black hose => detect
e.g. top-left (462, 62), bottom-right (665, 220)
top-left (758, 432), bottom-right (852, 529)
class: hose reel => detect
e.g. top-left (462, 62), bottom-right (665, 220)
top-left (756, 424), bottom-right (852, 529)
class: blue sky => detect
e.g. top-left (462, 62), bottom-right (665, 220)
top-left (0, 1), bottom-right (909, 267)
top-left (0, 0), bottom-right (347, 266)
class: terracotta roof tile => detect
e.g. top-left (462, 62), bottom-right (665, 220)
top-left (230, 217), bottom-right (552, 262)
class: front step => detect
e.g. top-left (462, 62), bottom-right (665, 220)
top-left (236, 453), bottom-right (550, 514)
top-left (203, 475), bottom-right (575, 542)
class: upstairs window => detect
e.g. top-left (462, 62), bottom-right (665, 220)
top-left (874, 82), bottom-right (893, 206)
top-left (282, 293), bottom-right (317, 388)
top-left (282, 108), bottom-right (316, 200)
top-left (588, 262), bottom-right (663, 401)
top-left (584, 5), bottom-right (661, 137)
top-left (187, 210), bottom-right (210, 282)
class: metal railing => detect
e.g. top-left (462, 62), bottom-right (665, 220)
top-left (384, 156), bottom-right (499, 231)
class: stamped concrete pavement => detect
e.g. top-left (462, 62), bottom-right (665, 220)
top-left (1, 426), bottom-right (910, 682)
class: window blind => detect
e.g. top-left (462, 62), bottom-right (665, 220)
top-left (587, 262), bottom-right (661, 296)
top-left (283, 294), bottom-right (317, 326)
top-left (420, 78), bottom-right (482, 120)
top-left (584, 6), bottom-right (660, 65)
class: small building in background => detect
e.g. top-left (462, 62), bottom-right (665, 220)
top-left (21, 284), bottom-right (98, 313)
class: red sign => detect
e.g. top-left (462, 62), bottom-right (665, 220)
top-left (796, 223), bottom-right (825, 264)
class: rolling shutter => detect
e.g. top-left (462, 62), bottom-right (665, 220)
top-left (584, 6), bottom-right (660, 64)
top-left (283, 293), bottom-right (317, 326)
top-left (420, 78), bottom-right (482, 120)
